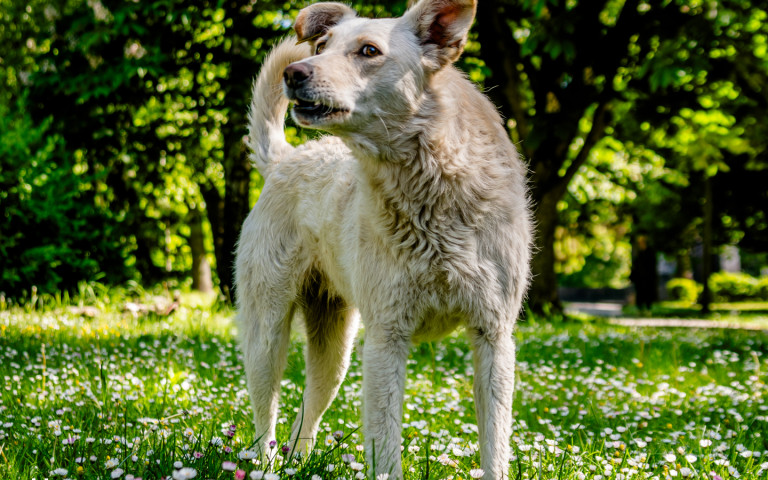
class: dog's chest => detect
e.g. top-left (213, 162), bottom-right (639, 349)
top-left (411, 305), bottom-right (465, 343)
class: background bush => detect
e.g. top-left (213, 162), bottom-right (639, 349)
top-left (666, 273), bottom-right (768, 303)
top-left (758, 277), bottom-right (768, 301)
top-left (666, 278), bottom-right (702, 304)
top-left (0, 99), bottom-right (129, 298)
top-left (709, 272), bottom-right (761, 302)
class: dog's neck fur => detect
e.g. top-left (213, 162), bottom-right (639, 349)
top-left (342, 67), bottom-right (514, 269)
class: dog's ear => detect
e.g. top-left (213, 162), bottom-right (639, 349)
top-left (404, 0), bottom-right (477, 70)
top-left (295, 2), bottom-right (357, 44)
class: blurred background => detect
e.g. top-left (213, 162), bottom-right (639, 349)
top-left (1, 0), bottom-right (766, 315)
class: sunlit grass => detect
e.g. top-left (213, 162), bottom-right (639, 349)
top-left (1, 289), bottom-right (766, 479)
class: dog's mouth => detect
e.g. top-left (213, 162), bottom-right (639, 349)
top-left (291, 96), bottom-right (349, 123)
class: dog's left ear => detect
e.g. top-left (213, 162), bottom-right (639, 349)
top-left (404, 0), bottom-right (477, 70)
top-left (295, 2), bottom-right (357, 44)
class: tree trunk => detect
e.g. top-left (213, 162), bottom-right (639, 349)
top-left (189, 208), bottom-right (213, 293)
top-left (529, 190), bottom-right (562, 313)
top-left (199, 143), bottom-right (251, 301)
top-left (700, 175), bottom-right (713, 314)
top-left (217, 132), bottom-right (253, 301)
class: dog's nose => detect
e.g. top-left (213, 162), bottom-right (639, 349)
top-left (284, 63), bottom-right (313, 89)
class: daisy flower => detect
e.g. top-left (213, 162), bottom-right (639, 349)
top-left (173, 467), bottom-right (197, 479)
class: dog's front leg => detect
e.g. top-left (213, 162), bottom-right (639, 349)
top-left (362, 325), bottom-right (411, 479)
top-left (469, 326), bottom-right (516, 479)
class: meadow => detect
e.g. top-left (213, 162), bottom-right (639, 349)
top-left (1, 286), bottom-right (766, 480)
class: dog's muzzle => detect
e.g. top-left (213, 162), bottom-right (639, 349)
top-left (284, 62), bottom-right (349, 120)
top-left (284, 62), bottom-right (313, 90)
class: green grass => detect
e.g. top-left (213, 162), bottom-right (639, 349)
top-left (1, 288), bottom-right (767, 479)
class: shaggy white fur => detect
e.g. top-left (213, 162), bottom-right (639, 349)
top-left (236, 1), bottom-right (532, 478)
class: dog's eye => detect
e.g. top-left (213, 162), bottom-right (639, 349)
top-left (315, 42), bottom-right (327, 55)
top-left (360, 44), bottom-right (381, 57)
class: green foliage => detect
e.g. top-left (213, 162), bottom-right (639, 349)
top-left (556, 134), bottom-right (683, 288)
top-left (2, 0), bottom-right (767, 303)
top-left (8, 0), bottom-right (404, 294)
top-left (709, 272), bottom-right (763, 302)
top-left (0, 98), bottom-right (129, 297)
top-left (19, 0), bottom-right (240, 285)
top-left (476, 0), bottom-right (768, 308)
top-left (556, 139), bottom-right (634, 288)
top-left (758, 277), bottom-right (768, 301)
top-left (666, 278), bottom-right (702, 304)
top-left (621, 3), bottom-right (768, 258)
top-left (740, 251), bottom-right (768, 277)
top-left (649, 105), bottom-right (753, 177)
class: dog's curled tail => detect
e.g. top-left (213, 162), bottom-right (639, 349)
top-left (247, 37), bottom-right (311, 179)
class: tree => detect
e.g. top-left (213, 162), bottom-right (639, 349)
top-left (2, 0), bottom-right (408, 297)
top-left (474, 0), bottom-right (768, 312)
top-left (0, 96), bottom-right (129, 296)
top-left (5, 0), bottom-right (766, 303)
top-left (630, 99), bottom-right (767, 311)
top-left (21, 0), bottom-right (296, 295)
top-left (0, 0), bottom-right (133, 296)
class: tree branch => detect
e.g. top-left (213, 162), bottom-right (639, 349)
top-left (555, 101), bottom-right (611, 198)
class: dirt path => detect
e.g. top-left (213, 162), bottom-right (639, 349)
top-left (564, 301), bottom-right (624, 317)
top-left (564, 301), bottom-right (768, 331)
top-left (607, 318), bottom-right (767, 331)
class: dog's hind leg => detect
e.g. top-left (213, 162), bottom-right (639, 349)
top-left (238, 296), bottom-right (296, 456)
top-left (236, 187), bottom-right (308, 455)
top-left (289, 282), bottom-right (359, 454)
top-left (469, 325), bottom-right (516, 479)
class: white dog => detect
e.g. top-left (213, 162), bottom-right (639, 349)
top-left (235, 0), bottom-right (532, 478)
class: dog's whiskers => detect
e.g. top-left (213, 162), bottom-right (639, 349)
top-left (375, 113), bottom-right (391, 142)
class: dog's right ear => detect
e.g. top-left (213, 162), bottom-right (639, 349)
top-left (295, 2), bottom-right (357, 43)
top-left (404, 0), bottom-right (477, 70)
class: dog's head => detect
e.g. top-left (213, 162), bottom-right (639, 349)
top-left (284, 0), bottom-right (477, 135)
